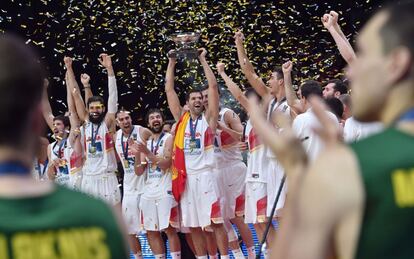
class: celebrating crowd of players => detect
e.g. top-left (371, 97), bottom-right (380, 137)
top-left (27, 3), bottom-right (414, 259)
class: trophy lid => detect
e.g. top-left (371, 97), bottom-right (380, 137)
top-left (170, 32), bottom-right (200, 43)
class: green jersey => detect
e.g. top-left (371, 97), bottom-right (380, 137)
top-left (0, 185), bottom-right (128, 259)
top-left (351, 128), bottom-right (414, 259)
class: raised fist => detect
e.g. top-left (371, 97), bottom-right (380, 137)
top-left (216, 62), bottom-right (226, 74)
top-left (63, 56), bottom-right (73, 67)
top-left (198, 48), bottom-right (207, 60)
top-left (282, 61), bottom-right (293, 74)
top-left (80, 73), bottom-right (90, 85)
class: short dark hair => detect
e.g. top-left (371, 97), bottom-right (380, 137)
top-left (53, 115), bottom-right (70, 129)
top-left (272, 66), bottom-right (283, 80)
top-left (0, 34), bottom-right (45, 147)
top-left (145, 108), bottom-right (165, 124)
top-left (115, 109), bottom-right (130, 119)
top-left (164, 119), bottom-right (175, 126)
top-left (338, 94), bottom-right (351, 108)
top-left (323, 79), bottom-right (348, 95)
top-left (87, 96), bottom-right (105, 108)
top-left (185, 89), bottom-right (203, 102)
top-left (325, 97), bottom-right (344, 119)
top-left (300, 80), bottom-right (322, 99)
top-left (381, 2), bottom-right (414, 55)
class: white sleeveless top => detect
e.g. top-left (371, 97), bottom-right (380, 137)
top-left (32, 159), bottom-right (48, 181)
top-left (142, 133), bottom-right (173, 199)
top-left (115, 125), bottom-right (144, 194)
top-left (81, 121), bottom-right (117, 175)
top-left (266, 97), bottom-right (291, 159)
top-left (49, 139), bottom-right (74, 187)
top-left (245, 120), bottom-right (268, 183)
top-left (183, 114), bottom-right (215, 173)
top-left (214, 108), bottom-right (243, 166)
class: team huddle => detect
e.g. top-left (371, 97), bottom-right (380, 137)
top-left (25, 3), bottom-right (414, 259)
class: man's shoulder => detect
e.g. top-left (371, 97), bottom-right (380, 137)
top-left (55, 186), bottom-right (112, 213)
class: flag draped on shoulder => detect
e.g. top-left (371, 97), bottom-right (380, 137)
top-left (172, 112), bottom-right (190, 202)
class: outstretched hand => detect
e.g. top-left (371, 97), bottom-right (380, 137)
top-left (98, 53), bottom-right (113, 69)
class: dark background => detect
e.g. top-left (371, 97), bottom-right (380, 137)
top-left (0, 0), bottom-right (385, 126)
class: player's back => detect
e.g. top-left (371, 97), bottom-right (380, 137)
top-left (0, 185), bottom-right (128, 259)
top-left (351, 127), bottom-right (414, 259)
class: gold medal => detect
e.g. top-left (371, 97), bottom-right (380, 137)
top-left (151, 162), bottom-right (158, 171)
top-left (90, 146), bottom-right (96, 154)
top-left (59, 160), bottom-right (67, 167)
top-left (123, 159), bottom-right (130, 169)
top-left (189, 139), bottom-right (197, 149)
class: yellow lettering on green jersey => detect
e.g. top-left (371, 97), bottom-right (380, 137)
top-left (392, 169), bottom-right (414, 207)
top-left (0, 234), bottom-right (10, 259)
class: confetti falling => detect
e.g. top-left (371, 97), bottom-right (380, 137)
top-left (0, 0), bottom-right (384, 123)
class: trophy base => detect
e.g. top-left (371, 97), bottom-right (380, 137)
top-left (168, 48), bottom-right (201, 60)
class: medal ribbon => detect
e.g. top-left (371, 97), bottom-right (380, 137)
top-left (189, 115), bottom-right (201, 141)
top-left (151, 132), bottom-right (165, 155)
top-left (90, 123), bottom-right (101, 149)
top-left (121, 126), bottom-right (134, 160)
top-left (52, 138), bottom-right (67, 159)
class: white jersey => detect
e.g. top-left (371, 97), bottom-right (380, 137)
top-left (49, 139), bottom-right (80, 187)
top-left (31, 159), bottom-right (48, 181)
top-left (292, 108), bottom-right (339, 161)
top-left (343, 117), bottom-right (383, 143)
top-left (81, 121), bottom-right (117, 175)
top-left (266, 97), bottom-right (290, 159)
top-left (184, 114), bottom-right (215, 173)
top-left (115, 126), bottom-right (144, 194)
top-left (142, 133), bottom-right (173, 199)
top-left (214, 108), bottom-right (243, 166)
top-left (245, 120), bottom-right (268, 183)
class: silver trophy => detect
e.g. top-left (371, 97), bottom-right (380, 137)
top-left (169, 32), bottom-right (201, 59)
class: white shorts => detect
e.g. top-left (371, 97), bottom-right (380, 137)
top-left (140, 195), bottom-right (179, 231)
top-left (180, 170), bottom-right (223, 228)
top-left (122, 191), bottom-right (142, 234)
top-left (216, 161), bottom-right (247, 219)
top-left (80, 171), bottom-right (121, 205)
top-left (266, 160), bottom-right (287, 217)
top-left (244, 182), bottom-right (267, 224)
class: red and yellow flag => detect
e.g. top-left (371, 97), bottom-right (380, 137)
top-left (172, 112), bottom-right (190, 202)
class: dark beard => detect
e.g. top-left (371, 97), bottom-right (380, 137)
top-left (150, 124), bottom-right (163, 134)
top-left (89, 112), bottom-right (105, 124)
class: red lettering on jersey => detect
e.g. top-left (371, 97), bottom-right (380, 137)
top-left (70, 151), bottom-right (83, 171)
top-left (105, 132), bottom-right (114, 150)
top-left (248, 128), bottom-right (262, 151)
top-left (204, 127), bottom-right (214, 147)
top-left (220, 131), bottom-right (237, 147)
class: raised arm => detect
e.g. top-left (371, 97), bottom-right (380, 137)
top-left (282, 61), bottom-right (304, 115)
top-left (65, 67), bottom-right (82, 154)
top-left (234, 31), bottom-right (270, 98)
top-left (165, 53), bottom-right (182, 121)
top-left (322, 11), bottom-right (356, 65)
top-left (63, 57), bottom-right (88, 123)
top-left (41, 78), bottom-right (54, 131)
top-left (98, 53), bottom-right (117, 132)
top-left (199, 48), bottom-right (219, 131)
top-left (63, 57), bottom-right (87, 125)
top-left (217, 62), bottom-right (249, 111)
top-left (80, 73), bottom-right (93, 106)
